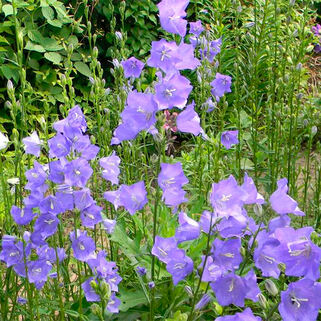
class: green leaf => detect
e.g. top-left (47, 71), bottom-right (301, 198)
top-left (65, 310), bottom-right (80, 318)
top-left (42, 6), bottom-right (55, 20)
top-left (47, 19), bottom-right (63, 28)
top-left (74, 62), bottom-right (91, 77)
top-left (119, 289), bottom-right (148, 312)
top-left (44, 52), bottom-right (61, 64)
top-left (0, 65), bottom-right (15, 80)
top-left (0, 36), bottom-right (9, 45)
top-left (2, 4), bottom-right (13, 17)
top-left (25, 41), bottom-right (46, 53)
top-left (42, 38), bottom-right (63, 51)
top-left (166, 311), bottom-right (188, 321)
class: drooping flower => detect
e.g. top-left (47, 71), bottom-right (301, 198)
top-left (33, 213), bottom-right (59, 238)
top-left (154, 73), bottom-right (192, 110)
top-left (119, 181), bottom-right (148, 215)
top-left (270, 178), bottom-right (304, 216)
top-left (122, 57), bottom-right (144, 78)
top-left (166, 249), bottom-right (193, 285)
top-left (174, 43), bottom-right (200, 71)
top-left (157, 0), bottom-right (189, 37)
top-left (22, 131), bottom-right (42, 157)
top-left (221, 130), bottom-right (239, 150)
top-left (211, 73), bottom-right (232, 101)
top-left (200, 256), bottom-right (223, 282)
top-left (175, 212), bottom-right (200, 243)
top-left (103, 189), bottom-right (122, 210)
top-left (279, 279), bottom-right (321, 321)
top-left (176, 103), bottom-right (204, 137)
top-left (99, 151), bottom-right (121, 185)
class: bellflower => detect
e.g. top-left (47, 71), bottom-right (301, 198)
top-left (166, 249), bottom-right (193, 285)
top-left (64, 158), bottom-right (93, 187)
top-left (221, 130), bottom-right (239, 150)
top-left (56, 185), bottom-right (74, 212)
top-left (48, 133), bottom-right (71, 158)
top-left (74, 188), bottom-right (94, 211)
top-left (270, 178), bottom-right (304, 216)
top-left (27, 259), bottom-right (52, 284)
top-left (25, 161), bottom-right (47, 190)
top-left (70, 230), bottom-right (96, 262)
top-left (82, 278), bottom-right (100, 302)
top-left (200, 38), bottom-right (222, 62)
top-left (48, 160), bottom-right (65, 184)
top-left (119, 181), bottom-right (148, 215)
top-left (279, 279), bottom-right (321, 321)
top-left (195, 293), bottom-right (211, 310)
top-left (174, 43), bottom-right (200, 71)
top-left (157, 0), bottom-right (189, 37)
top-left (210, 175), bottom-right (244, 216)
top-left (200, 256), bottom-right (223, 282)
top-left (0, 236), bottom-right (28, 267)
top-left (99, 151), bottom-right (121, 185)
top-left (189, 21), bottom-right (204, 36)
top-left (175, 211), bottom-right (200, 243)
top-left (151, 236), bottom-right (178, 264)
top-left (216, 308), bottom-right (262, 321)
top-left (154, 73), bottom-right (192, 110)
top-left (33, 213), bottom-right (59, 238)
top-left (122, 57), bottom-right (144, 78)
top-left (107, 293), bottom-right (121, 313)
top-left (210, 270), bottom-right (260, 307)
top-left (176, 103), bottom-right (204, 137)
top-left (22, 131), bottom-right (42, 157)
top-left (74, 135), bottom-right (99, 160)
top-left (199, 210), bottom-right (218, 234)
top-left (211, 73), bottom-right (232, 101)
top-left (212, 238), bottom-right (243, 271)
top-left (103, 189), bottom-right (122, 210)
top-left (0, 132), bottom-right (9, 150)
top-left (103, 218), bottom-right (116, 234)
top-left (240, 172), bottom-right (264, 204)
top-left (11, 206), bottom-right (36, 226)
top-left (80, 204), bottom-right (103, 228)
top-left (158, 162), bottom-right (188, 190)
top-left (273, 227), bottom-right (321, 280)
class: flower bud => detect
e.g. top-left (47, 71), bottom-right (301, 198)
top-left (311, 126), bottom-right (318, 136)
top-left (93, 46), bottom-right (99, 59)
top-left (100, 280), bottom-right (111, 299)
top-left (253, 203), bottom-right (263, 217)
top-left (265, 279), bottom-right (278, 296)
top-left (90, 303), bottom-right (102, 316)
top-left (184, 285), bottom-right (193, 297)
top-left (148, 281), bottom-right (155, 289)
top-left (90, 280), bottom-right (98, 290)
top-left (7, 80), bottom-right (13, 92)
top-left (115, 31), bottom-right (122, 41)
top-left (258, 293), bottom-right (268, 309)
top-left (296, 62), bottom-right (302, 71)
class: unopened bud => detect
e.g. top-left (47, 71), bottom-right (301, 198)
top-left (93, 46), bottom-right (98, 59)
top-left (311, 126), bottom-right (318, 136)
top-left (296, 62), bottom-right (302, 71)
top-left (265, 279), bottom-right (278, 296)
top-left (90, 280), bottom-right (98, 290)
top-left (258, 293), bottom-right (268, 309)
top-left (184, 285), bottom-right (193, 297)
top-left (7, 80), bottom-right (13, 92)
top-left (253, 203), bottom-right (263, 217)
top-left (90, 303), bottom-right (102, 316)
top-left (115, 31), bottom-right (122, 41)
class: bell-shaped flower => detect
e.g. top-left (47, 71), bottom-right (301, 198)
top-left (175, 212), bottom-right (200, 243)
top-left (216, 308), bottom-right (262, 321)
top-left (151, 236), bottom-right (178, 264)
top-left (122, 57), bottom-right (144, 78)
top-left (99, 151), bottom-right (121, 185)
top-left (70, 230), bottom-right (96, 262)
top-left (211, 73), bottom-right (232, 101)
top-left (22, 131), bottom-right (42, 157)
top-left (221, 130), bottom-right (239, 150)
top-left (270, 178), bottom-right (304, 216)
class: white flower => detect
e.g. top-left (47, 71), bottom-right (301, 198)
top-left (0, 132), bottom-right (9, 151)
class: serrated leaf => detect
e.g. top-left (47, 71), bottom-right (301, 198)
top-left (25, 41), bottom-right (46, 53)
top-left (44, 52), bottom-right (61, 64)
top-left (2, 4), bottom-right (13, 17)
top-left (74, 62), bottom-right (91, 77)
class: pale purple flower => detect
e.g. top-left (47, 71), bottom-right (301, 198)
top-left (216, 308), bottom-right (262, 321)
top-left (27, 259), bottom-right (52, 284)
top-left (48, 133), bottom-right (71, 158)
top-left (148, 281), bottom-right (155, 289)
top-left (80, 204), bottom-right (103, 228)
top-left (157, 0), bottom-right (189, 37)
top-left (70, 230), bottom-right (95, 262)
top-left (175, 211), bottom-right (200, 243)
top-left (11, 206), bottom-right (35, 226)
top-left (151, 236), bottom-right (178, 264)
top-left (221, 130), bottom-right (239, 149)
top-left (174, 43), bottom-right (200, 71)
top-left (119, 181), bottom-right (148, 215)
top-left (176, 103), bottom-right (204, 136)
top-left (211, 73), bottom-right (232, 101)
top-left (279, 279), bottom-right (321, 321)
top-left (82, 278), bottom-right (100, 302)
top-left (166, 249), bottom-right (193, 285)
top-left (195, 294), bottom-right (211, 310)
top-left (154, 73), bottom-right (192, 110)
top-left (189, 21), bottom-right (204, 37)
top-left (99, 151), bottom-right (121, 185)
top-left (240, 172), bottom-right (264, 204)
top-left (22, 131), bottom-right (42, 157)
top-left (107, 293), bottom-right (121, 313)
top-left (103, 189), bottom-right (122, 210)
top-left (270, 178), bottom-right (304, 216)
top-left (122, 57), bottom-right (144, 78)
top-left (64, 158), bottom-right (93, 187)
top-left (103, 218), bottom-right (116, 234)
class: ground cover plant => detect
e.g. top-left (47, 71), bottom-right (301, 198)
top-left (1, 0), bottom-right (321, 320)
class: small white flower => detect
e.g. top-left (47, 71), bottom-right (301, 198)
top-left (0, 132), bottom-right (9, 151)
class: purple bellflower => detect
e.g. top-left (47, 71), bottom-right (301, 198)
top-left (122, 57), bottom-right (144, 78)
top-left (99, 151), bottom-right (121, 185)
top-left (119, 181), bottom-right (148, 215)
top-left (270, 178), bottom-right (304, 216)
top-left (221, 130), bottom-right (239, 150)
top-left (154, 73), bottom-right (192, 110)
top-left (279, 278), bottom-right (321, 321)
top-left (211, 73), bottom-right (232, 101)
top-left (175, 211), bottom-right (200, 243)
top-left (216, 308), bottom-right (262, 321)
top-left (157, 0), bottom-right (189, 37)
top-left (22, 131), bottom-right (42, 157)
top-left (151, 236), bottom-right (178, 264)
top-left (64, 158), bottom-right (93, 188)
top-left (70, 230), bottom-right (96, 262)
top-left (189, 21), bottom-right (204, 37)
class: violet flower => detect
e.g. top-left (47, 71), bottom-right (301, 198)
top-left (122, 57), bottom-right (144, 78)
top-left (189, 21), bottom-right (204, 37)
top-left (70, 230), bottom-right (95, 262)
top-left (175, 211), bottom-right (200, 243)
top-left (216, 308), bottom-right (262, 321)
top-left (211, 73), bottom-right (232, 101)
top-left (221, 130), bottom-right (239, 150)
top-left (99, 151), bottom-right (121, 185)
top-left (22, 131), bottom-right (42, 157)
top-left (151, 236), bottom-right (178, 264)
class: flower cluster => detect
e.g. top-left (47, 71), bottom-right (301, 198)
top-left (0, 106), bottom-right (121, 313)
